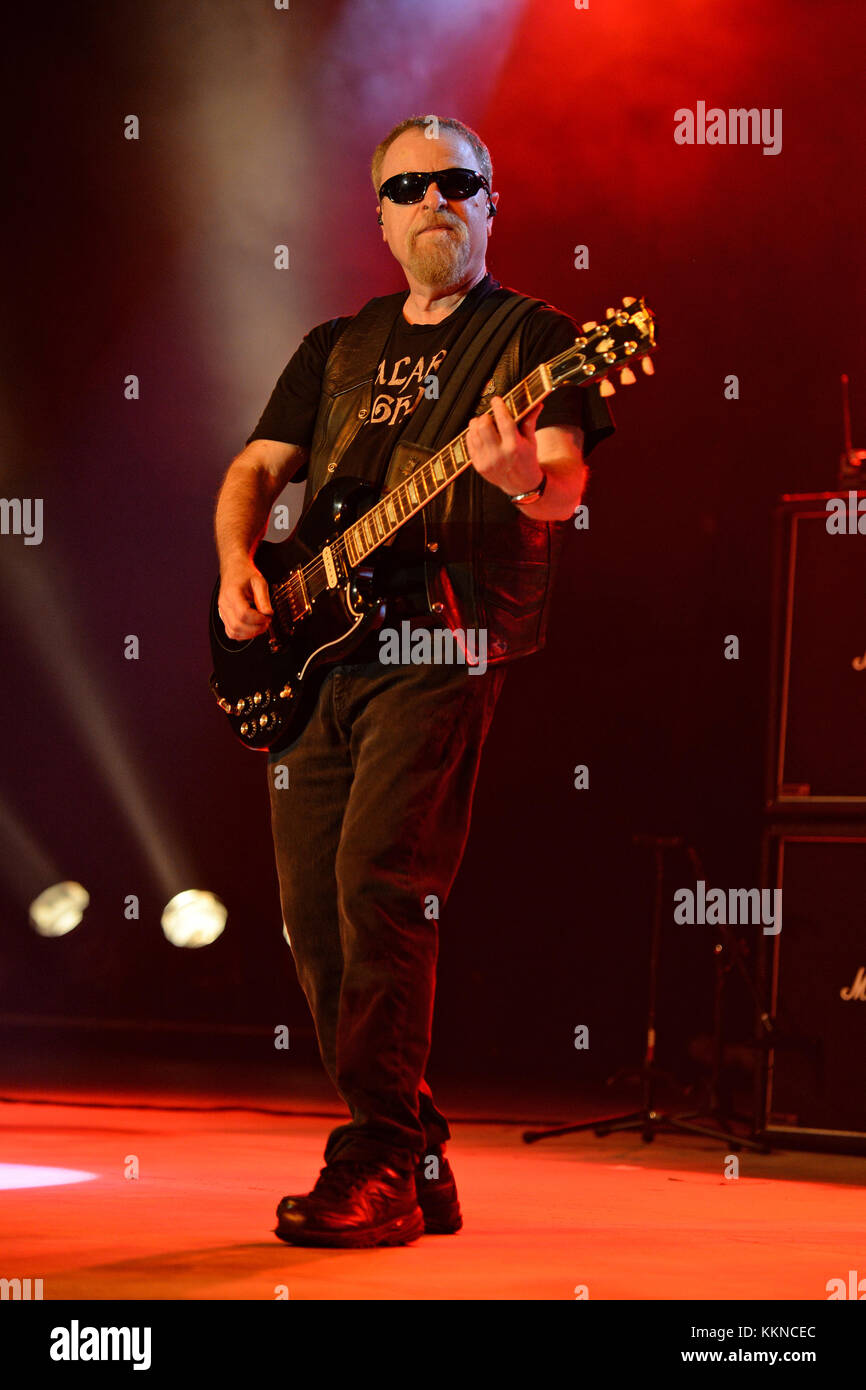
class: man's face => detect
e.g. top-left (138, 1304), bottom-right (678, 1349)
top-left (376, 128), bottom-right (496, 288)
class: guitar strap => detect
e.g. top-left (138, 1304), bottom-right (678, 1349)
top-left (382, 289), bottom-right (541, 484)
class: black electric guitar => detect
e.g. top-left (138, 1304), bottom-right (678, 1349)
top-left (209, 295), bottom-right (657, 750)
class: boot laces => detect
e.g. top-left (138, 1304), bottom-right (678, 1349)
top-left (311, 1161), bottom-right (396, 1199)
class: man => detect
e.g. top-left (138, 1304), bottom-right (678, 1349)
top-left (214, 115), bottom-right (614, 1248)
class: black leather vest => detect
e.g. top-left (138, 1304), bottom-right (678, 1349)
top-left (302, 286), bottom-right (569, 663)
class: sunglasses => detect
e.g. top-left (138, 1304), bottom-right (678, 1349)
top-left (377, 167), bottom-right (490, 206)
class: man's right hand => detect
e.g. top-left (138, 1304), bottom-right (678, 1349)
top-left (214, 439), bottom-right (307, 639)
top-left (217, 557), bottom-right (273, 641)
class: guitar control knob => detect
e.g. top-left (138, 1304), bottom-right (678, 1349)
top-left (253, 691), bottom-right (263, 706)
top-left (240, 721), bottom-right (250, 736)
top-left (236, 698), bottom-right (247, 715)
top-left (259, 713), bottom-right (269, 728)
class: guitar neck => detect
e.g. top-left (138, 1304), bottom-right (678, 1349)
top-left (338, 361), bottom-right (555, 568)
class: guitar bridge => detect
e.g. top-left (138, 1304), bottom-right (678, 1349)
top-left (286, 569), bottom-right (312, 620)
top-left (270, 569), bottom-right (311, 650)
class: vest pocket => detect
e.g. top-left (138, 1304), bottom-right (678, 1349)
top-left (479, 560), bottom-right (550, 620)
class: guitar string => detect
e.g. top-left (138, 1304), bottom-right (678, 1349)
top-left (289, 366), bottom-right (545, 600)
top-left (273, 313), bottom-right (649, 610)
top-left (273, 354), bottom-right (573, 610)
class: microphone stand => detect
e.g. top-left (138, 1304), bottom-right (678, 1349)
top-left (523, 835), bottom-right (768, 1151)
top-left (662, 846), bottom-right (770, 1151)
top-left (838, 372), bottom-right (866, 484)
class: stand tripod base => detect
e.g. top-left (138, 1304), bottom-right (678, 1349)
top-left (523, 1107), bottom-right (770, 1152)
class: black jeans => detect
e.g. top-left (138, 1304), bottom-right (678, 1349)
top-left (267, 655), bottom-right (506, 1176)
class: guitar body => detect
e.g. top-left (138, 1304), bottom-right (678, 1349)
top-left (209, 478), bottom-right (386, 751)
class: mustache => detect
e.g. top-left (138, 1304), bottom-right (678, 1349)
top-left (412, 215), bottom-right (464, 239)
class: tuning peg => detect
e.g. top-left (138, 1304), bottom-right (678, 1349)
top-left (599, 378), bottom-right (616, 397)
top-left (619, 367), bottom-right (636, 385)
top-left (605, 307), bottom-right (615, 319)
top-left (622, 296), bottom-right (636, 307)
top-left (581, 320), bottom-right (597, 331)
top-left (641, 356), bottom-right (655, 375)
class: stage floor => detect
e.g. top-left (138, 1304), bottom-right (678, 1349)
top-left (2, 1059), bottom-right (863, 1301)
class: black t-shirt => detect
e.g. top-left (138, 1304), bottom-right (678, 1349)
top-left (246, 273), bottom-right (615, 623)
top-left (247, 272), bottom-right (615, 476)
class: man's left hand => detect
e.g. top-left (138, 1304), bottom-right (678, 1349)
top-left (466, 396), bottom-right (546, 497)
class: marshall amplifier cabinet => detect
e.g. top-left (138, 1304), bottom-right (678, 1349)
top-left (756, 824), bottom-right (866, 1152)
top-left (766, 492), bottom-right (866, 814)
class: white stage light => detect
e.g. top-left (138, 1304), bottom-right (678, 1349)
top-left (29, 881), bottom-right (90, 937)
top-left (0, 1163), bottom-right (98, 1191)
top-left (161, 890), bottom-right (227, 948)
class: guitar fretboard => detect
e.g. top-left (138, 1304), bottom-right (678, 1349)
top-left (337, 364), bottom-right (550, 571)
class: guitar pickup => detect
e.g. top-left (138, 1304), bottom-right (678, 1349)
top-left (322, 544), bottom-right (338, 588)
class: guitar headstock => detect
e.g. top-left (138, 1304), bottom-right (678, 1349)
top-left (548, 296), bottom-right (657, 396)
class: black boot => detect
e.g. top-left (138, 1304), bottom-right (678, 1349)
top-left (415, 1149), bottom-right (463, 1234)
top-left (275, 1161), bottom-right (424, 1248)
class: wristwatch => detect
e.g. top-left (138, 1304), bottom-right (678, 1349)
top-left (508, 472), bottom-right (547, 506)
